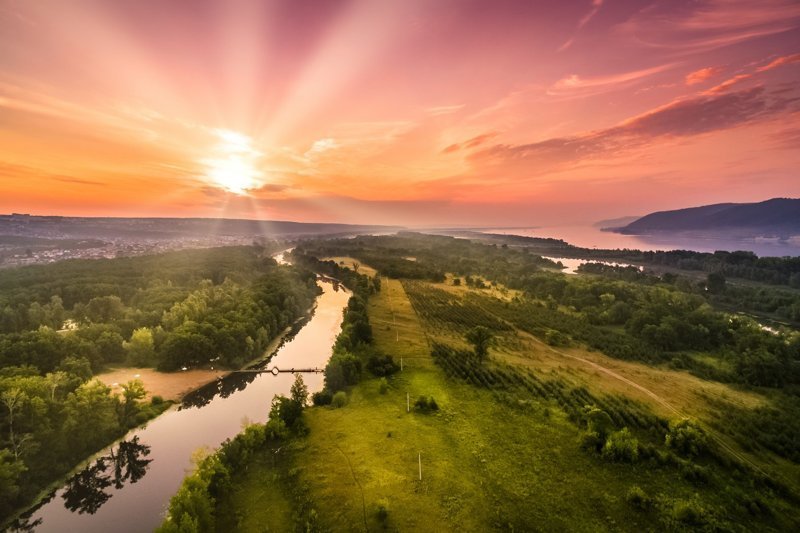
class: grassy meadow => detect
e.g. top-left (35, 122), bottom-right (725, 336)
top-left (217, 274), bottom-right (800, 531)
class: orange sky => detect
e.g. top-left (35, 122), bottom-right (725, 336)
top-left (1, 0), bottom-right (799, 226)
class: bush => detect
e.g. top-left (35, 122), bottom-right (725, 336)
top-left (331, 391), bottom-right (348, 408)
top-left (375, 498), bottom-right (389, 526)
top-left (312, 389), bottom-right (333, 406)
top-left (680, 461), bottom-right (709, 484)
top-left (670, 498), bottom-right (709, 527)
top-left (626, 485), bottom-right (651, 510)
top-left (151, 395), bottom-right (164, 405)
top-left (265, 417), bottom-right (289, 441)
top-left (378, 378), bottom-right (389, 395)
top-left (367, 353), bottom-right (400, 377)
top-left (665, 418), bottom-right (708, 457)
top-left (269, 395), bottom-right (302, 428)
top-left (579, 431), bottom-right (604, 453)
top-left (413, 396), bottom-right (439, 413)
top-left (545, 330), bottom-right (570, 347)
top-left (601, 428), bottom-right (639, 462)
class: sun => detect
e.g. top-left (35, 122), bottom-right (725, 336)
top-left (203, 129), bottom-right (263, 195)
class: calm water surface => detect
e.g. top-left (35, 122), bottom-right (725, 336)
top-left (17, 257), bottom-right (349, 533)
top-left (483, 225), bottom-right (800, 257)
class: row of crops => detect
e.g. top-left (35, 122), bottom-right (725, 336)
top-left (430, 342), bottom-right (670, 439)
top-left (401, 280), bottom-right (511, 333)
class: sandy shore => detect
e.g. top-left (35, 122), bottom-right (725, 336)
top-left (96, 367), bottom-right (227, 401)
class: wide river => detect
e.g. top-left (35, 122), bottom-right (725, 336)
top-left (480, 225), bottom-right (800, 257)
top-left (17, 255), bottom-right (350, 533)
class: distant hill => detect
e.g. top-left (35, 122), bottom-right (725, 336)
top-left (0, 214), bottom-right (403, 240)
top-left (614, 198), bottom-right (800, 236)
top-left (593, 215), bottom-right (641, 229)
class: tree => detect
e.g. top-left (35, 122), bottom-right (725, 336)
top-left (45, 371), bottom-right (69, 400)
top-left (465, 326), bottom-right (494, 361)
top-left (124, 328), bottom-right (156, 367)
top-left (1, 388), bottom-right (27, 459)
top-left (324, 352), bottom-right (362, 392)
top-left (119, 379), bottom-right (147, 427)
top-left (290, 373), bottom-right (308, 407)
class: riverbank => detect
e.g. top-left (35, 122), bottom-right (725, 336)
top-left (95, 321), bottom-right (303, 402)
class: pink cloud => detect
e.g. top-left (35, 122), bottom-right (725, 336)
top-left (685, 66), bottom-right (724, 85)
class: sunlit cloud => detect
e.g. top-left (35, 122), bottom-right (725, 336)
top-left (685, 66), bottom-right (724, 85)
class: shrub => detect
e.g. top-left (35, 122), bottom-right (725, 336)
top-left (579, 431), bottom-right (604, 453)
top-left (670, 498), bottom-right (709, 527)
top-left (151, 395), bottom-right (164, 405)
top-left (545, 330), bottom-right (570, 347)
top-left (375, 498), bottom-right (389, 526)
top-left (367, 353), bottom-right (400, 377)
top-left (583, 406), bottom-right (614, 440)
top-left (331, 391), bottom-right (348, 408)
top-left (312, 389), bottom-right (333, 406)
top-left (665, 418), bottom-right (708, 457)
top-left (413, 396), bottom-right (439, 413)
top-left (601, 428), bottom-right (639, 462)
top-left (265, 417), bottom-right (289, 440)
top-left (680, 462), bottom-right (709, 484)
top-left (378, 378), bottom-right (389, 395)
top-left (626, 485), bottom-right (651, 510)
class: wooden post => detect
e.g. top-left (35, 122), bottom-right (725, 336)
top-left (418, 452), bottom-right (422, 481)
top-left (401, 357), bottom-right (403, 371)
top-left (406, 392), bottom-right (410, 413)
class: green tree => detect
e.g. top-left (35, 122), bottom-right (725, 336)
top-left (124, 328), bottom-right (156, 367)
top-left (0, 449), bottom-right (26, 517)
top-left (465, 326), bottom-right (494, 361)
top-left (119, 379), bottom-right (147, 427)
top-left (290, 373), bottom-right (309, 407)
top-left (62, 380), bottom-right (121, 458)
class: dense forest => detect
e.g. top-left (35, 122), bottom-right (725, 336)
top-left (0, 246), bottom-right (319, 522)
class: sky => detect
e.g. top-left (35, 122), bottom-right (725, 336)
top-left (0, 0), bottom-right (799, 226)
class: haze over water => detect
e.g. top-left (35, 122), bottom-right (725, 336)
top-left (482, 225), bottom-right (800, 257)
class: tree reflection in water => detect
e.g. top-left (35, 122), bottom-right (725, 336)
top-left (179, 312), bottom-right (313, 410)
top-left (61, 436), bottom-right (152, 514)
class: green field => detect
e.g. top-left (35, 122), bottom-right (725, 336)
top-left (218, 275), bottom-right (800, 531)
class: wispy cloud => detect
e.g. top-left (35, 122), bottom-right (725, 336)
top-left (620, 0), bottom-right (800, 53)
top-left (685, 66), bottom-right (724, 85)
top-left (705, 52), bottom-right (800, 93)
top-left (558, 0), bottom-right (604, 52)
top-left (441, 132), bottom-right (498, 154)
top-left (469, 86), bottom-right (800, 168)
top-left (549, 63), bottom-right (675, 97)
top-left (426, 104), bottom-right (465, 116)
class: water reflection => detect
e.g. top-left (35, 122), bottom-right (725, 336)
top-left (19, 271), bottom-right (350, 533)
top-left (180, 309), bottom-right (315, 410)
top-left (61, 437), bottom-right (152, 515)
